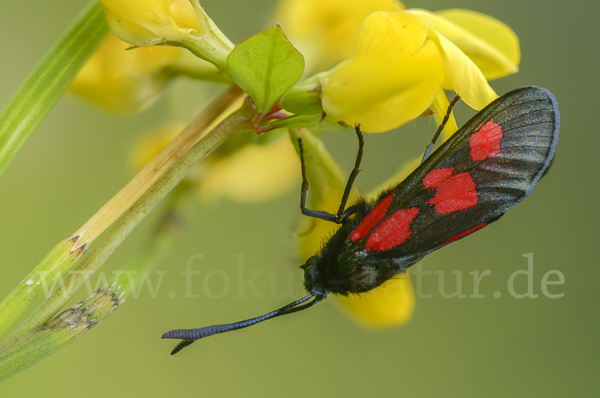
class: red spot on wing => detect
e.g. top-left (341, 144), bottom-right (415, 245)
top-left (470, 121), bottom-right (503, 161)
top-left (441, 223), bottom-right (488, 245)
top-left (365, 208), bottom-right (419, 251)
top-left (350, 191), bottom-right (394, 242)
top-left (427, 172), bottom-right (477, 214)
top-left (423, 167), bottom-right (453, 189)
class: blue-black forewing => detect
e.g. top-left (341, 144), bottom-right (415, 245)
top-left (349, 86), bottom-right (559, 260)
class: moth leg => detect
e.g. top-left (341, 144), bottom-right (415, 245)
top-left (421, 95), bottom-right (461, 163)
top-left (298, 136), bottom-right (338, 223)
top-left (334, 125), bottom-right (364, 222)
top-left (298, 125), bottom-right (364, 224)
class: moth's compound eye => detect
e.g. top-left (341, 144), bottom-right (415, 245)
top-left (303, 264), bottom-right (316, 291)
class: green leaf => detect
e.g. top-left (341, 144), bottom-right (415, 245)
top-left (227, 25), bottom-right (304, 116)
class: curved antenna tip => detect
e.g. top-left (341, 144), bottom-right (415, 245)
top-left (170, 340), bottom-right (195, 355)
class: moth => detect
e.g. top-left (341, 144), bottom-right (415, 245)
top-left (163, 86), bottom-right (560, 354)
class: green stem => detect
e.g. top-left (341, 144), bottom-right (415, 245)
top-left (0, 184), bottom-right (191, 380)
top-left (0, 237), bottom-right (84, 341)
top-left (113, 182), bottom-right (191, 295)
top-left (7, 102), bottom-right (254, 341)
top-left (184, 0), bottom-right (234, 75)
top-left (0, 87), bottom-right (243, 342)
top-left (165, 59), bottom-right (231, 84)
top-left (0, 286), bottom-right (120, 383)
top-left (0, 0), bottom-right (108, 179)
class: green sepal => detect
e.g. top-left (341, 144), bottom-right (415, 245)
top-left (270, 115), bottom-right (322, 130)
top-left (280, 77), bottom-right (324, 115)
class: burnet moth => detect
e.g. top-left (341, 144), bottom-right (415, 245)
top-left (163, 86), bottom-right (559, 354)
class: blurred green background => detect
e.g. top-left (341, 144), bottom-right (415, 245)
top-left (0, 0), bottom-right (596, 396)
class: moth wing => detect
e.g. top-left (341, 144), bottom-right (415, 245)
top-left (350, 86), bottom-right (559, 259)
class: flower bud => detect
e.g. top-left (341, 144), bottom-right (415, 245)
top-left (100, 0), bottom-right (234, 73)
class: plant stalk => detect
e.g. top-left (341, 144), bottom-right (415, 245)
top-left (0, 0), bottom-right (108, 179)
top-left (6, 99), bottom-right (254, 342)
top-left (0, 87), bottom-right (243, 340)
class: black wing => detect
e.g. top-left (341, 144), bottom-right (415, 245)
top-left (349, 86), bottom-right (559, 261)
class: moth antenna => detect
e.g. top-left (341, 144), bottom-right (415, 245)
top-left (162, 293), bottom-right (325, 354)
top-left (170, 340), bottom-right (195, 355)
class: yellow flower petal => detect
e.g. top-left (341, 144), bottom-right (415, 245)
top-left (436, 9), bottom-right (520, 80)
top-left (101, 0), bottom-right (183, 45)
top-left (322, 11), bottom-right (444, 132)
top-left (353, 9), bottom-right (424, 57)
top-left (274, 0), bottom-right (403, 70)
top-left (169, 0), bottom-right (206, 32)
top-left (409, 8), bottom-right (518, 82)
top-left (70, 34), bottom-right (182, 113)
top-left (337, 276), bottom-right (415, 328)
top-left (407, 9), bottom-right (497, 110)
top-left (429, 29), bottom-right (498, 110)
top-left (198, 135), bottom-right (298, 203)
top-left (102, 8), bottom-right (161, 46)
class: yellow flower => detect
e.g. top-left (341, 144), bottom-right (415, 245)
top-left (280, 3), bottom-right (519, 137)
top-left (321, 11), bottom-right (445, 133)
top-left (195, 134), bottom-right (298, 203)
top-left (70, 34), bottom-right (183, 113)
top-left (274, 0), bottom-right (403, 71)
top-left (100, 0), bottom-right (234, 73)
top-left (321, 10), bottom-right (503, 133)
top-left (291, 129), bottom-right (416, 328)
top-left (335, 276), bottom-right (415, 328)
top-left (411, 8), bottom-right (520, 81)
top-left (131, 124), bottom-right (298, 203)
